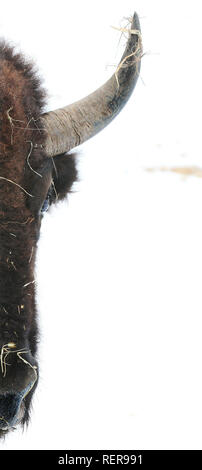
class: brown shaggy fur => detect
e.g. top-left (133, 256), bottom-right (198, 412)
top-left (0, 42), bottom-right (77, 437)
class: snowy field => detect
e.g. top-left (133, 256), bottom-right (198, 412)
top-left (1, 0), bottom-right (202, 450)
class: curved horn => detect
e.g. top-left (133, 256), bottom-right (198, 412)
top-left (41, 12), bottom-right (142, 157)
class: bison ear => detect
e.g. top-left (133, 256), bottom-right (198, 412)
top-left (51, 153), bottom-right (78, 201)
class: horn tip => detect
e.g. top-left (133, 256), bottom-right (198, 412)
top-left (131, 12), bottom-right (141, 32)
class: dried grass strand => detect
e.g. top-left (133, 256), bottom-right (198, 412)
top-left (26, 141), bottom-right (42, 178)
top-left (6, 107), bottom-right (14, 145)
top-left (0, 343), bottom-right (16, 377)
top-left (112, 19), bottom-right (143, 89)
top-left (0, 176), bottom-right (33, 197)
top-left (23, 279), bottom-right (35, 288)
top-left (0, 343), bottom-right (37, 382)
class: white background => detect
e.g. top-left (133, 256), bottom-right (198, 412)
top-left (1, 0), bottom-right (202, 450)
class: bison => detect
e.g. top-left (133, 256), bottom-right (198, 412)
top-left (0, 12), bottom-right (142, 437)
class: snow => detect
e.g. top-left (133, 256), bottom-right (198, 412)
top-left (1, 0), bottom-right (202, 450)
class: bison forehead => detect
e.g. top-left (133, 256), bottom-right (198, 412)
top-left (0, 41), bottom-right (47, 211)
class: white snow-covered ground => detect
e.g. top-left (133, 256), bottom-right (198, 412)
top-left (1, 0), bottom-right (202, 450)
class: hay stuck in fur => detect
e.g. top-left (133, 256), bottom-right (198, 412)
top-left (0, 176), bottom-right (34, 197)
top-left (0, 343), bottom-right (37, 380)
top-left (111, 16), bottom-right (143, 89)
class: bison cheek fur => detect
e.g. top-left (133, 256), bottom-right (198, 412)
top-left (0, 154), bottom-right (77, 438)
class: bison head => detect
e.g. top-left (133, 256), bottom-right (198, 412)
top-left (0, 12), bottom-right (142, 437)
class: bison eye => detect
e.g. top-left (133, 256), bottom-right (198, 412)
top-left (41, 197), bottom-right (49, 213)
top-left (41, 185), bottom-right (54, 213)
